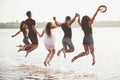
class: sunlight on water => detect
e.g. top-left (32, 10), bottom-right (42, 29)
top-left (0, 28), bottom-right (120, 80)
top-left (4, 64), bottom-right (95, 80)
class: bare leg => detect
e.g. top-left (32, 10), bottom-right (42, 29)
top-left (63, 49), bottom-right (74, 58)
top-left (44, 50), bottom-right (51, 67)
top-left (57, 48), bottom-right (63, 57)
top-left (47, 50), bottom-right (55, 61)
top-left (71, 52), bottom-right (89, 62)
top-left (25, 44), bottom-right (38, 57)
top-left (57, 48), bottom-right (67, 58)
top-left (47, 49), bottom-right (55, 66)
top-left (71, 45), bottom-right (89, 62)
top-left (47, 53), bottom-right (54, 66)
top-left (66, 49), bottom-right (74, 53)
top-left (18, 48), bottom-right (24, 52)
top-left (16, 44), bottom-right (23, 47)
top-left (18, 45), bottom-right (28, 52)
top-left (44, 53), bottom-right (50, 67)
top-left (62, 49), bottom-right (66, 58)
top-left (90, 44), bottom-right (95, 65)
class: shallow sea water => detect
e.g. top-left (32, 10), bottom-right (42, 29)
top-left (0, 28), bottom-right (120, 80)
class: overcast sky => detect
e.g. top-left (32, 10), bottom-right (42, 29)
top-left (0, 0), bottom-right (120, 22)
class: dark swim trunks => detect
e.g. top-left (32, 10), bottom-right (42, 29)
top-left (23, 37), bottom-right (30, 45)
top-left (62, 38), bottom-right (74, 50)
top-left (29, 34), bottom-right (38, 45)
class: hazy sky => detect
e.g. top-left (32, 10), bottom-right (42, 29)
top-left (0, 0), bottom-right (120, 22)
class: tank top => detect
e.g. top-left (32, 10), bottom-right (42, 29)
top-left (61, 23), bottom-right (72, 38)
top-left (83, 26), bottom-right (92, 35)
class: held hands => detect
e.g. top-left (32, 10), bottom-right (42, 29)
top-left (75, 13), bottom-right (80, 18)
top-left (75, 13), bottom-right (80, 22)
top-left (39, 32), bottom-right (44, 37)
top-left (76, 13), bottom-right (80, 17)
top-left (38, 33), bottom-right (41, 37)
top-left (39, 34), bottom-right (42, 37)
top-left (53, 17), bottom-right (56, 21)
top-left (75, 13), bottom-right (81, 25)
top-left (39, 30), bottom-right (45, 37)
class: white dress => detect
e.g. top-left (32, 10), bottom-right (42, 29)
top-left (44, 31), bottom-right (55, 50)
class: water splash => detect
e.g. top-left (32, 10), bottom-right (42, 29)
top-left (6, 64), bottom-right (95, 80)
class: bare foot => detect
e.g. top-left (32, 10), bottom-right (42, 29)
top-left (47, 62), bottom-right (51, 66)
top-left (63, 50), bottom-right (66, 58)
top-left (92, 59), bottom-right (95, 65)
top-left (16, 45), bottom-right (23, 47)
top-left (44, 62), bottom-right (47, 67)
top-left (25, 51), bottom-right (29, 57)
top-left (71, 57), bottom-right (76, 62)
top-left (71, 58), bottom-right (74, 62)
top-left (18, 48), bottom-right (24, 52)
top-left (25, 53), bottom-right (28, 57)
top-left (18, 49), bottom-right (21, 52)
top-left (57, 50), bottom-right (62, 57)
top-left (64, 53), bottom-right (66, 58)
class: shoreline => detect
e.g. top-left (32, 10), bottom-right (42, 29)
top-left (0, 21), bottom-right (120, 29)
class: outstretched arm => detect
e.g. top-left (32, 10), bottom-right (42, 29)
top-left (68, 13), bottom-right (78, 27)
top-left (90, 7), bottom-right (100, 25)
top-left (78, 14), bottom-right (81, 27)
top-left (11, 30), bottom-right (21, 37)
top-left (39, 30), bottom-right (45, 37)
top-left (51, 25), bottom-right (57, 29)
top-left (32, 25), bottom-right (41, 37)
top-left (53, 17), bottom-right (61, 27)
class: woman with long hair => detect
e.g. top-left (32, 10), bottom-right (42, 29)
top-left (40, 22), bottom-right (56, 67)
top-left (11, 21), bottom-right (30, 46)
top-left (71, 5), bottom-right (106, 65)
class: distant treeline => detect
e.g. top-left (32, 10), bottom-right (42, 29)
top-left (0, 22), bottom-right (46, 29)
top-left (0, 21), bottom-right (120, 29)
top-left (93, 21), bottom-right (120, 27)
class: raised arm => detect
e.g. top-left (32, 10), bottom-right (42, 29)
top-left (53, 17), bottom-right (61, 27)
top-left (68, 13), bottom-right (78, 27)
top-left (11, 30), bottom-right (21, 37)
top-left (51, 25), bottom-right (57, 29)
top-left (90, 7), bottom-right (100, 25)
top-left (77, 14), bottom-right (81, 27)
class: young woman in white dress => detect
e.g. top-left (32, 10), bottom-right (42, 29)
top-left (40, 22), bottom-right (56, 67)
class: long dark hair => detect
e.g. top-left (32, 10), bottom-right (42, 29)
top-left (81, 15), bottom-right (91, 30)
top-left (20, 21), bottom-right (26, 35)
top-left (45, 22), bottom-right (52, 37)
